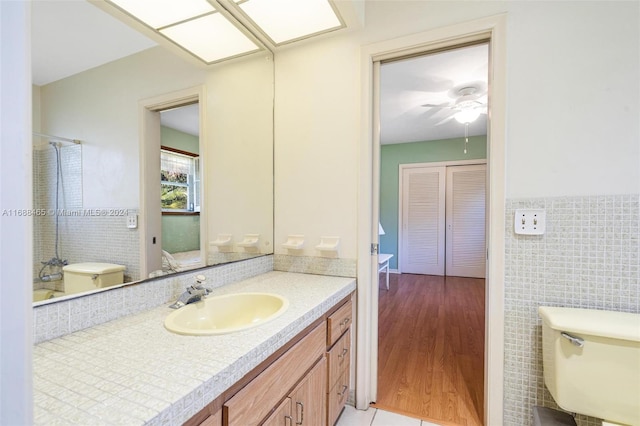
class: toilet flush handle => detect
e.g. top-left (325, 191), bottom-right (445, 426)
top-left (561, 332), bottom-right (584, 348)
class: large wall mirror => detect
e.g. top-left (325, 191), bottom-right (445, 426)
top-left (32, 1), bottom-right (274, 304)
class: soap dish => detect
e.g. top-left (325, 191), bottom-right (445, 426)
top-left (282, 235), bottom-right (304, 250)
top-left (237, 234), bottom-right (260, 249)
top-left (315, 236), bottom-right (340, 252)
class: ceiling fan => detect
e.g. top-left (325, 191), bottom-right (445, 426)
top-left (421, 84), bottom-right (487, 154)
top-left (421, 85), bottom-right (487, 125)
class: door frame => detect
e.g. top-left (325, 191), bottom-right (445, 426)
top-left (397, 159), bottom-right (487, 275)
top-left (139, 86), bottom-right (207, 278)
top-left (356, 14), bottom-right (506, 425)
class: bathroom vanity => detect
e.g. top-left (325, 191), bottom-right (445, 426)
top-left (32, 271), bottom-right (356, 426)
top-left (188, 295), bottom-right (353, 426)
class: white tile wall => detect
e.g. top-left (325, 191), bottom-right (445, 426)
top-left (33, 255), bottom-right (274, 343)
top-left (274, 254), bottom-right (357, 277)
top-left (33, 144), bottom-right (141, 286)
top-left (504, 194), bottom-right (639, 426)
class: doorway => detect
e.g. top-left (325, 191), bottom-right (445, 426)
top-left (375, 44), bottom-right (488, 425)
top-left (357, 16), bottom-right (507, 424)
top-left (139, 86), bottom-right (207, 278)
top-left (158, 103), bottom-right (203, 273)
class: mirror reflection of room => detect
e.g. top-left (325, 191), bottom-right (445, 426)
top-left (156, 103), bottom-right (203, 275)
top-left (30, 0), bottom-right (275, 306)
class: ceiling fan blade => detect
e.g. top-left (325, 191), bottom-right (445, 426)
top-left (434, 115), bottom-right (455, 126)
top-left (421, 103), bottom-right (453, 109)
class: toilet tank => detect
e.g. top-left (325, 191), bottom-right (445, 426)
top-left (538, 307), bottom-right (640, 426)
top-left (63, 262), bottom-right (126, 294)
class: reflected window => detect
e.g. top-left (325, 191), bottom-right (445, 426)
top-left (161, 147), bottom-right (200, 212)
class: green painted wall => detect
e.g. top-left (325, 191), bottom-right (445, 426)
top-left (379, 135), bottom-right (486, 270)
top-left (161, 126), bottom-right (199, 154)
top-left (161, 126), bottom-right (200, 253)
top-left (161, 214), bottom-right (201, 253)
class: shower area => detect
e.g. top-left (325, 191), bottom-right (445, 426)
top-left (32, 133), bottom-right (82, 301)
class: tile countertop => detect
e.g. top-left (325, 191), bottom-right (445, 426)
top-left (33, 271), bottom-right (356, 426)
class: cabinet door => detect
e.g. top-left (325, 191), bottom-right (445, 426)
top-left (290, 358), bottom-right (326, 426)
top-left (224, 324), bottom-right (325, 426)
top-left (327, 331), bottom-right (350, 391)
top-left (262, 397), bottom-right (292, 426)
top-left (199, 409), bottom-right (221, 426)
top-left (327, 369), bottom-right (349, 426)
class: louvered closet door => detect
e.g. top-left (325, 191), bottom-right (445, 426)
top-left (445, 164), bottom-right (486, 278)
top-left (400, 167), bottom-right (446, 275)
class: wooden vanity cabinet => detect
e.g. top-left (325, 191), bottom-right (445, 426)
top-left (325, 298), bottom-right (353, 426)
top-left (262, 357), bottom-right (326, 426)
top-left (224, 323), bottom-right (326, 426)
top-left (187, 293), bottom-right (354, 426)
top-left (197, 409), bottom-right (222, 426)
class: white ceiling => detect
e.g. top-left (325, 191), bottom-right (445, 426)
top-left (32, 2), bottom-right (488, 142)
top-left (31, 1), bottom-right (157, 86)
top-left (32, 1), bottom-right (197, 134)
top-left (161, 104), bottom-right (200, 136)
top-left (380, 43), bottom-right (488, 144)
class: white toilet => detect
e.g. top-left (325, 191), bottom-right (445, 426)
top-left (63, 262), bottom-right (126, 294)
top-left (539, 306), bottom-right (640, 426)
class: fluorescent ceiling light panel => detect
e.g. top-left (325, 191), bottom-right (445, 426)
top-left (160, 14), bottom-right (260, 63)
top-left (239, 0), bottom-right (342, 44)
top-left (108, 0), bottom-right (215, 28)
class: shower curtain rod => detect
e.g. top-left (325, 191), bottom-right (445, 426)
top-left (33, 131), bottom-right (81, 144)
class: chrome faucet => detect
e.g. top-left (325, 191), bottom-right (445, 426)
top-left (169, 275), bottom-right (211, 309)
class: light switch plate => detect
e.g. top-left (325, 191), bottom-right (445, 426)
top-left (514, 209), bottom-right (546, 235)
top-left (127, 213), bottom-right (138, 229)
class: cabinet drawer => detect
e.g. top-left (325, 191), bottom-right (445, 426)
top-left (327, 330), bottom-right (350, 390)
top-left (224, 323), bottom-right (326, 426)
top-left (327, 299), bottom-right (352, 347)
top-left (327, 369), bottom-right (349, 426)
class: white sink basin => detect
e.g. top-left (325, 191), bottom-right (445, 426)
top-left (164, 292), bottom-right (289, 336)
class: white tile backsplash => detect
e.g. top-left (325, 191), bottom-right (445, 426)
top-left (33, 255), bottom-right (274, 343)
top-left (274, 254), bottom-right (356, 277)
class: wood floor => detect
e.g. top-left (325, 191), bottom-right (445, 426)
top-left (373, 273), bottom-right (485, 426)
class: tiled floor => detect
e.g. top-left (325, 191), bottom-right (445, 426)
top-left (336, 405), bottom-right (442, 426)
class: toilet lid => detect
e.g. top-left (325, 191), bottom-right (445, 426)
top-left (62, 262), bottom-right (125, 274)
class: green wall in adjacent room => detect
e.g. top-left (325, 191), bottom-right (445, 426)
top-left (161, 126), bottom-right (199, 154)
top-left (161, 126), bottom-right (200, 254)
top-left (161, 214), bottom-right (200, 253)
top-left (379, 135), bottom-right (487, 270)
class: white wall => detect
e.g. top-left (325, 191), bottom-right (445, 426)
top-left (0, 2), bottom-right (33, 424)
top-left (505, 1), bottom-right (639, 197)
top-left (274, 1), bottom-right (640, 259)
top-left (274, 34), bottom-right (361, 259)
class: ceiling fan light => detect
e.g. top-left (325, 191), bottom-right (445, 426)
top-left (454, 108), bottom-right (480, 124)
